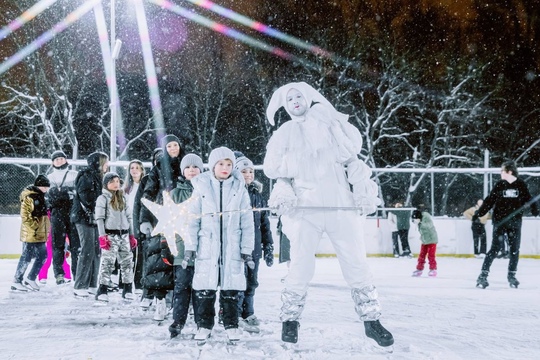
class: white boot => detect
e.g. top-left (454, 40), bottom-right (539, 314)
top-left (194, 327), bottom-right (212, 341)
top-left (23, 278), bottom-right (40, 291)
top-left (226, 328), bottom-right (241, 342)
top-left (153, 298), bottom-right (167, 321)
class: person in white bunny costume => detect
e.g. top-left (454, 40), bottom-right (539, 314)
top-left (263, 82), bottom-right (393, 347)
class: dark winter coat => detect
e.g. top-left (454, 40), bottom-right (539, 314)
top-left (70, 153), bottom-right (103, 225)
top-left (246, 181), bottom-right (273, 260)
top-left (139, 154), bottom-right (183, 225)
top-left (476, 178), bottom-right (538, 224)
top-left (19, 186), bottom-right (50, 243)
top-left (132, 174), bottom-right (152, 238)
top-left (142, 235), bottom-right (173, 291)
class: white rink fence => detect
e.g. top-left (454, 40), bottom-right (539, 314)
top-left (2, 215), bottom-right (540, 258)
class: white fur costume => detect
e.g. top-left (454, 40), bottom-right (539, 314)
top-left (263, 82), bottom-right (382, 322)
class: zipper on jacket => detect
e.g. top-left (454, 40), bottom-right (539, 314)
top-left (219, 181), bottom-right (223, 268)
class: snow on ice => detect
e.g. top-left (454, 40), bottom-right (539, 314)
top-left (0, 256), bottom-right (539, 359)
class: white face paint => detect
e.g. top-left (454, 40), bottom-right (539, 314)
top-left (286, 88), bottom-right (307, 117)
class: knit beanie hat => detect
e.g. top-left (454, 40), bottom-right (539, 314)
top-left (51, 150), bottom-right (67, 161)
top-left (180, 153), bottom-right (204, 172)
top-left (160, 134), bottom-right (181, 149)
top-left (103, 172), bottom-right (120, 188)
top-left (412, 209), bottom-right (423, 220)
top-left (34, 174), bottom-right (50, 187)
top-left (235, 156), bottom-right (254, 172)
top-left (207, 147), bottom-right (236, 171)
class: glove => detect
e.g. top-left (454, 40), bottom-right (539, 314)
top-left (471, 211), bottom-right (479, 222)
top-left (268, 178), bottom-right (297, 215)
top-left (242, 254), bottom-right (255, 270)
top-left (98, 235), bottom-right (111, 251)
top-left (160, 238), bottom-right (174, 266)
top-left (182, 250), bottom-right (196, 269)
top-left (353, 194), bottom-right (380, 215)
top-left (139, 222), bottom-right (153, 236)
top-left (129, 235), bottom-right (137, 249)
top-left (263, 244), bottom-right (274, 267)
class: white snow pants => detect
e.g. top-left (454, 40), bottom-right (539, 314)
top-left (280, 210), bottom-right (380, 321)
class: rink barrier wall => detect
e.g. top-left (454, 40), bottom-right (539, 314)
top-left (2, 215), bottom-right (540, 258)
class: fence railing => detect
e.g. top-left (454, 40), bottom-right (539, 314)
top-left (2, 157), bottom-right (540, 217)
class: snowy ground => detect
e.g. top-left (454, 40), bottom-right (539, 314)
top-left (1, 256), bottom-right (539, 360)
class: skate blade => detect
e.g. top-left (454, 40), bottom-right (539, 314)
top-left (476, 283), bottom-right (488, 289)
top-left (93, 300), bottom-right (109, 306)
top-left (367, 339), bottom-right (394, 354)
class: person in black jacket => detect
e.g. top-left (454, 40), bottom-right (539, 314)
top-left (139, 135), bottom-right (185, 321)
top-left (71, 151), bottom-right (109, 297)
top-left (473, 160), bottom-right (539, 289)
top-left (234, 156), bottom-right (274, 333)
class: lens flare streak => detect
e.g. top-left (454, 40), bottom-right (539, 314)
top-left (0, 0), bottom-right (100, 76)
top-left (0, 0), bottom-right (58, 41)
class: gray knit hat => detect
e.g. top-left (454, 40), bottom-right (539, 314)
top-left (51, 150), bottom-right (67, 161)
top-left (160, 134), bottom-right (181, 149)
top-left (103, 172), bottom-right (120, 188)
top-left (180, 153), bottom-right (204, 173)
top-left (235, 156), bottom-right (254, 172)
top-left (207, 147), bottom-right (236, 171)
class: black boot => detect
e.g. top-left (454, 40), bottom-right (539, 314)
top-left (95, 284), bottom-right (109, 301)
top-left (476, 270), bottom-right (489, 289)
top-left (122, 283), bottom-right (134, 300)
top-left (282, 321), bottom-right (299, 343)
top-left (364, 320), bottom-right (394, 347)
top-left (169, 322), bottom-right (183, 338)
top-left (507, 271), bottom-right (520, 288)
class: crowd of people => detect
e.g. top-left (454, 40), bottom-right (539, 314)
top-left (9, 82), bottom-right (539, 348)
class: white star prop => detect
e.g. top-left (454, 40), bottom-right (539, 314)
top-left (141, 191), bottom-right (194, 257)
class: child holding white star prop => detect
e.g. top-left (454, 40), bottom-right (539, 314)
top-left (184, 146), bottom-right (255, 344)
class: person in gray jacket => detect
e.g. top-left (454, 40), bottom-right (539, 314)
top-left (94, 172), bottom-right (137, 302)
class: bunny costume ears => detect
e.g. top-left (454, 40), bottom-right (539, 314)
top-left (265, 82), bottom-right (349, 125)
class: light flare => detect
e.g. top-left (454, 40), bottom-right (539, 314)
top-left (0, 0), bottom-right (58, 41)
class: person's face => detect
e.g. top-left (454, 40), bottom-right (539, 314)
top-left (102, 161), bottom-right (109, 174)
top-left (241, 168), bottom-right (254, 185)
top-left (213, 159), bottom-right (233, 180)
top-left (107, 177), bottom-right (121, 191)
top-left (501, 168), bottom-right (512, 181)
top-left (395, 202), bottom-right (403, 208)
top-left (129, 163), bottom-right (143, 183)
top-left (52, 157), bottom-right (67, 167)
top-left (38, 186), bottom-right (50, 193)
top-left (166, 142), bottom-right (180, 158)
top-left (286, 88), bottom-right (307, 117)
top-left (477, 199), bottom-right (483, 207)
top-left (183, 165), bottom-right (201, 181)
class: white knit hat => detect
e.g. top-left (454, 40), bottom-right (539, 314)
top-left (235, 156), bottom-right (254, 172)
top-left (180, 153), bottom-right (204, 173)
top-left (207, 146), bottom-right (236, 171)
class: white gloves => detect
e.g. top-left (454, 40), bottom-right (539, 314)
top-left (347, 159), bottom-right (381, 215)
top-left (139, 222), bottom-right (153, 236)
top-left (268, 178), bottom-right (297, 215)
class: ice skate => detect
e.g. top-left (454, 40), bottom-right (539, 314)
top-left (401, 251), bottom-right (413, 259)
top-left (226, 327), bottom-right (241, 344)
top-left (412, 270), bottom-right (423, 277)
top-left (476, 270), bottom-right (489, 289)
top-left (139, 296), bottom-right (153, 310)
top-left (364, 320), bottom-right (394, 347)
top-left (11, 281), bottom-right (29, 292)
top-left (153, 298), bottom-right (167, 321)
top-left (194, 327), bottom-right (212, 345)
top-left (281, 320), bottom-right (299, 343)
top-left (238, 317), bottom-right (260, 333)
top-left (73, 288), bottom-right (90, 298)
top-left (428, 270), bottom-right (437, 277)
top-left (122, 283), bottom-right (134, 300)
top-left (95, 284), bottom-right (109, 302)
top-left (23, 278), bottom-right (40, 291)
top-left (508, 271), bottom-right (520, 288)
top-left (169, 322), bottom-right (183, 339)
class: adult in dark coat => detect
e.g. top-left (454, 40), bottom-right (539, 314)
top-left (139, 135), bottom-right (185, 321)
top-left (71, 151), bottom-right (109, 297)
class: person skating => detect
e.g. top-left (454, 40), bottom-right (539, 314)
top-left (411, 207), bottom-right (438, 277)
top-left (473, 160), bottom-right (538, 289)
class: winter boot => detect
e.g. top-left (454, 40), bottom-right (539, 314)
top-left (412, 270), bottom-right (423, 277)
top-left (122, 283), bottom-right (134, 300)
top-left (281, 320), bottom-right (299, 343)
top-left (364, 320), bottom-right (394, 347)
top-left (95, 284), bottom-right (109, 302)
top-left (476, 270), bottom-right (489, 289)
top-left (507, 271), bottom-right (520, 288)
top-left (168, 322), bottom-right (183, 339)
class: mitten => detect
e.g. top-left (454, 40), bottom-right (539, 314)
top-left (160, 238), bottom-right (174, 266)
top-left (268, 178), bottom-right (297, 215)
top-left (129, 235), bottom-right (137, 249)
top-left (98, 235), bottom-right (111, 251)
top-left (242, 253), bottom-right (255, 270)
top-left (263, 244), bottom-right (274, 267)
top-left (182, 250), bottom-right (196, 269)
top-left (139, 222), bottom-right (153, 236)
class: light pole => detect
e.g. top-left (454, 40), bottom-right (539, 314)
top-left (110, 0), bottom-right (122, 166)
